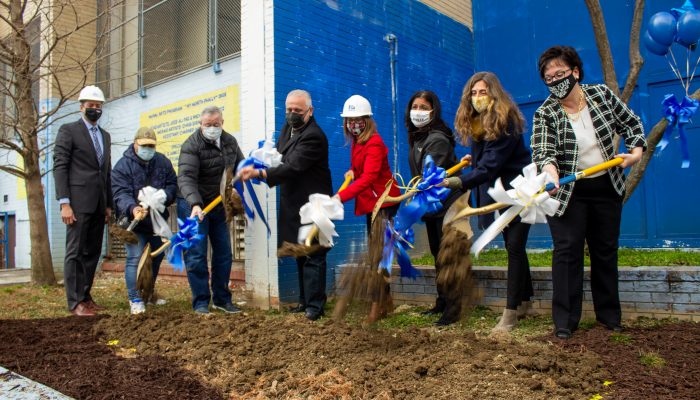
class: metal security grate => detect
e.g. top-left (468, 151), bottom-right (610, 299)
top-left (97, 0), bottom-right (241, 99)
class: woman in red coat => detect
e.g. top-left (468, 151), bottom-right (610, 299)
top-left (336, 95), bottom-right (401, 226)
top-left (335, 94), bottom-right (401, 322)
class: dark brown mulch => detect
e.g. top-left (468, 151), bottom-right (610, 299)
top-left (550, 322), bottom-right (700, 400)
top-left (0, 316), bottom-right (224, 400)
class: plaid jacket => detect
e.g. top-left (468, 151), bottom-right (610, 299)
top-left (531, 84), bottom-right (647, 216)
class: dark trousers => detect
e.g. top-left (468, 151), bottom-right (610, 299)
top-left (425, 216), bottom-right (447, 312)
top-left (502, 220), bottom-right (533, 310)
top-left (177, 198), bottom-right (233, 310)
top-left (295, 248), bottom-right (329, 314)
top-left (547, 175), bottom-right (623, 332)
top-left (64, 211), bottom-right (105, 310)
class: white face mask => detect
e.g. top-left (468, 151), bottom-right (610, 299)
top-left (202, 126), bottom-right (222, 141)
top-left (410, 110), bottom-right (432, 128)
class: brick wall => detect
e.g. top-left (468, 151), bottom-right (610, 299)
top-left (334, 265), bottom-right (700, 321)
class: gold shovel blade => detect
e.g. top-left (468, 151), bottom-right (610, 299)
top-left (442, 191), bottom-right (474, 240)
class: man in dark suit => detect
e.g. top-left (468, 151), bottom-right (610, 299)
top-left (240, 89), bottom-right (333, 320)
top-left (54, 85), bottom-right (113, 316)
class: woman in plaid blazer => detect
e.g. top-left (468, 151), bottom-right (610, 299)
top-left (531, 46), bottom-right (647, 340)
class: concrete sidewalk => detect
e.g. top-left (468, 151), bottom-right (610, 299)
top-left (0, 366), bottom-right (74, 399)
top-left (0, 269), bottom-right (30, 286)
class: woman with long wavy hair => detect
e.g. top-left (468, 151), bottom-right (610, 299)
top-left (444, 71), bottom-right (533, 333)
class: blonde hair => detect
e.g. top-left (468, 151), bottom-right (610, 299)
top-left (454, 71), bottom-right (525, 144)
top-left (343, 116), bottom-right (377, 145)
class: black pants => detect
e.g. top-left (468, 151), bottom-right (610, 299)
top-left (502, 220), bottom-right (533, 310)
top-left (295, 248), bottom-right (329, 314)
top-left (64, 211), bottom-right (105, 310)
top-left (547, 175), bottom-right (623, 332)
top-left (425, 216), bottom-right (447, 312)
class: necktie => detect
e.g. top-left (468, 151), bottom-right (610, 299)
top-left (90, 126), bottom-right (103, 166)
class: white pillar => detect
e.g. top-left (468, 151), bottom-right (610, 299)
top-left (240, 0), bottom-right (278, 309)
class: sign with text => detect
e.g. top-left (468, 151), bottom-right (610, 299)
top-left (139, 85), bottom-right (240, 172)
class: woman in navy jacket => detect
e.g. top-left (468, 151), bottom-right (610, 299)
top-left (112, 127), bottom-right (177, 314)
top-left (445, 72), bottom-right (533, 333)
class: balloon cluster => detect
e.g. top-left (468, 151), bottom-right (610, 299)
top-left (644, 1), bottom-right (700, 55)
top-left (644, 1), bottom-right (700, 94)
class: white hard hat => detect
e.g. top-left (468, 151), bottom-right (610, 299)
top-left (340, 95), bottom-right (372, 117)
top-left (78, 85), bottom-right (105, 103)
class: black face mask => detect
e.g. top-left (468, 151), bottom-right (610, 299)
top-left (285, 112), bottom-right (306, 129)
top-left (84, 108), bottom-right (102, 122)
top-left (546, 73), bottom-right (577, 99)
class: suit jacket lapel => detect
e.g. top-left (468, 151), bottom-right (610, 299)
top-left (279, 127), bottom-right (301, 154)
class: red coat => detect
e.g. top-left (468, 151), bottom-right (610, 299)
top-left (338, 132), bottom-right (401, 216)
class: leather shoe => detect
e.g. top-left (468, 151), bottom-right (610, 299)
top-left (288, 304), bottom-right (306, 313)
top-left (433, 317), bottom-right (456, 326)
top-left (84, 300), bottom-right (106, 311)
top-left (305, 310), bottom-right (323, 321)
top-left (555, 328), bottom-right (572, 340)
top-left (70, 303), bottom-right (96, 317)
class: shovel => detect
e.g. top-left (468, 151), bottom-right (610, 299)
top-left (370, 158), bottom-right (471, 223)
top-left (108, 211), bottom-right (146, 244)
top-left (277, 174), bottom-right (353, 258)
top-left (444, 158), bottom-right (624, 226)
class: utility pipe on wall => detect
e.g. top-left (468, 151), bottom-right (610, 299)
top-left (384, 33), bottom-right (399, 176)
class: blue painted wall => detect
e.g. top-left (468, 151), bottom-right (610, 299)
top-left (273, 0), bottom-right (474, 303)
top-left (472, 0), bottom-right (700, 248)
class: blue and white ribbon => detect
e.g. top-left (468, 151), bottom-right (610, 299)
top-left (659, 94), bottom-right (698, 168)
top-left (167, 217), bottom-right (205, 272)
top-left (235, 139), bottom-right (283, 234)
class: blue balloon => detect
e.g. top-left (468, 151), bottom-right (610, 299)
top-left (648, 12), bottom-right (677, 46)
top-left (677, 9), bottom-right (700, 48)
top-left (643, 30), bottom-right (669, 56)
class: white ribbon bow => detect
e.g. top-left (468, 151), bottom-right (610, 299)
top-left (250, 139), bottom-right (282, 168)
top-left (472, 163), bottom-right (560, 256)
top-left (138, 186), bottom-right (173, 238)
top-left (297, 194), bottom-right (345, 247)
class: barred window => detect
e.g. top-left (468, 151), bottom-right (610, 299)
top-left (97, 0), bottom-right (241, 99)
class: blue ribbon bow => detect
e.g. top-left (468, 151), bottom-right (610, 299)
top-left (235, 141), bottom-right (273, 234)
top-left (659, 94), bottom-right (699, 168)
top-left (167, 217), bottom-right (205, 272)
top-left (377, 155), bottom-right (451, 279)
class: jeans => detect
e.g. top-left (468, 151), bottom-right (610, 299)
top-left (124, 232), bottom-right (165, 301)
top-left (177, 198), bottom-right (233, 310)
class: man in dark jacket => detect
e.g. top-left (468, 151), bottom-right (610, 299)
top-left (54, 85), bottom-right (113, 316)
top-left (240, 89), bottom-right (333, 321)
top-left (112, 127), bottom-right (177, 314)
top-left (177, 105), bottom-right (245, 314)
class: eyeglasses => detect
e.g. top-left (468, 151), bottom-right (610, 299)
top-left (543, 69), bottom-right (571, 84)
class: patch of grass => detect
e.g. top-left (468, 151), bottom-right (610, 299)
top-left (411, 248), bottom-right (700, 267)
top-left (639, 351), bottom-right (666, 368)
top-left (578, 318), bottom-right (598, 330)
top-left (377, 308), bottom-right (436, 329)
top-left (512, 314), bottom-right (554, 338)
top-left (609, 333), bottom-right (634, 345)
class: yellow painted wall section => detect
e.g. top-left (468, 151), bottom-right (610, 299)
top-left (419, 0), bottom-right (472, 29)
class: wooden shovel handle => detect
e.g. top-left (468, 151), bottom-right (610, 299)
top-left (382, 158), bottom-right (471, 204)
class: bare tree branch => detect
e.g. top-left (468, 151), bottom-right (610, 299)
top-left (584, 0), bottom-right (620, 96)
top-left (0, 163), bottom-right (26, 179)
top-left (621, 0), bottom-right (645, 103)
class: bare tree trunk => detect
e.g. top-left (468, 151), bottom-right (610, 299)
top-left (584, 0), bottom-right (620, 96)
top-left (624, 87), bottom-right (700, 202)
top-left (620, 0), bottom-right (645, 104)
top-left (10, 0), bottom-right (56, 285)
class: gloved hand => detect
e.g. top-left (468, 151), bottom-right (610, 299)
top-left (444, 176), bottom-right (462, 190)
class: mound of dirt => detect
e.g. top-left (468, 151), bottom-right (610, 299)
top-left (549, 322), bottom-right (700, 400)
top-left (0, 316), bottom-right (224, 399)
top-left (93, 312), bottom-right (606, 399)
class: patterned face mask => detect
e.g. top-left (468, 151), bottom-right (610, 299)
top-left (547, 73), bottom-right (577, 99)
top-left (346, 119), bottom-right (366, 136)
top-left (471, 95), bottom-right (492, 114)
